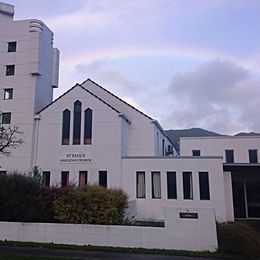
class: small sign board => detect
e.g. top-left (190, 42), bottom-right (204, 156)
top-left (179, 212), bottom-right (198, 219)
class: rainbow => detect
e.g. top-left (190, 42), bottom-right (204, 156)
top-left (60, 44), bottom-right (260, 74)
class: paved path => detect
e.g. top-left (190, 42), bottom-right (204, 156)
top-left (0, 245), bottom-right (217, 259)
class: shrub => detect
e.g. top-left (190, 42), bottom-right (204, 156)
top-left (0, 173), bottom-right (41, 222)
top-left (217, 221), bottom-right (260, 257)
top-left (54, 185), bottom-right (128, 225)
top-left (38, 185), bottom-right (74, 223)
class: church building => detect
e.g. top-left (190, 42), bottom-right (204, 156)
top-left (1, 2), bottom-right (259, 222)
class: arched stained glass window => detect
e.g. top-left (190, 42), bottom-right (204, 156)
top-left (73, 100), bottom-right (82, 145)
top-left (84, 108), bottom-right (92, 144)
top-left (62, 109), bottom-right (70, 145)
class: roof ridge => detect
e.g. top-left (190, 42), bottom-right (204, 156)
top-left (37, 83), bottom-right (121, 116)
top-left (81, 78), bottom-right (153, 120)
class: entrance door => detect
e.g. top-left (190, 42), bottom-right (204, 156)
top-left (246, 179), bottom-right (260, 218)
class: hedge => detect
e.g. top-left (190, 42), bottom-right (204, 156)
top-left (54, 185), bottom-right (128, 225)
top-left (0, 173), bottom-right (41, 222)
top-left (0, 173), bottom-right (128, 225)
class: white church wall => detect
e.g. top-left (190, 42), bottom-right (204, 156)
top-left (36, 85), bottom-right (124, 187)
top-left (122, 156), bottom-right (229, 222)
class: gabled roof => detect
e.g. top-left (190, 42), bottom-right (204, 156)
top-left (37, 83), bottom-right (126, 119)
top-left (81, 79), bottom-right (176, 149)
top-left (81, 78), bottom-right (154, 120)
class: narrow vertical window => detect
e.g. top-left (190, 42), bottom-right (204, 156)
top-left (192, 150), bottom-right (200, 156)
top-left (42, 171), bottom-right (50, 187)
top-left (84, 108), bottom-right (92, 144)
top-left (99, 171), bottom-right (107, 188)
top-left (61, 171), bottom-right (69, 187)
top-left (79, 171), bottom-right (88, 186)
top-left (73, 100), bottom-right (82, 145)
top-left (249, 149), bottom-right (258, 163)
top-left (183, 172), bottom-right (193, 200)
top-left (167, 172), bottom-right (177, 199)
top-left (62, 109), bottom-right (70, 145)
top-left (152, 172), bottom-right (161, 199)
top-left (199, 172), bottom-right (210, 200)
top-left (8, 42), bottom-right (16, 52)
top-left (225, 150), bottom-right (234, 163)
top-left (136, 171), bottom-right (145, 198)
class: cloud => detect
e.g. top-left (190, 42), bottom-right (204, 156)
top-left (163, 59), bottom-right (260, 134)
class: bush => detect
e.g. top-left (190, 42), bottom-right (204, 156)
top-left (0, 173), bottom-right (41, 222)
top-left (54, 185), bottom-right (128, 225)
top-left (38, 185), bottom-right (74, 223)
top-left (217, 221), bottom-right (260, 257)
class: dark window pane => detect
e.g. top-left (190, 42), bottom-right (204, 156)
top-left (42, 171), bottom-right (50, 187)
top-left (0, 171), bottom-right (7, 175)
top-left (84, 108), bottom-right (92, 144)
top-left (167, 172), bottom-right (177, 199)
top-left (225, 150), bottom-right (234, 163)
top-left (99, 171), bottom-right (107, 188)
top-left (152, 171), bottom-right (161, 199)
top-left (4, 88), bottom-right (13, 100)
top-left (192, 150), bottom-right (200, 156)
top-left (2, 112), bottom-right (11, 124)
top-left (62, 109), bottom-right (70, 145)
top-left (6, 65), bottom-right (15, 76)
top-left (183, 172), bottom-right (193, 200)
top-left (79, 171), bottom-right (87, 186)
top-left (136, 171), bottom-right (145, 198)
top-left (249, 149), bottom-right (258, 163)
top-left (61, 171), bottom-right (69, 187)
top-left (8, 42), bottom-right (16, 52)
top-left (73, 101), bottom-right (81, 145)
top-left (199, 172), bottom-right (210, 200)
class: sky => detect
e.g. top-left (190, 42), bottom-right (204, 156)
top-left (9, 0), bottom-right (260, 134)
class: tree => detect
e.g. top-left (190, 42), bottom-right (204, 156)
top-left (0, 125), bottom-right (23, 156)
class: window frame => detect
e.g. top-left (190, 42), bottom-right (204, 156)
top-left (42, 171), bottom-right (51, 187)
top-left (225, 149), bottom-right (234, 163)
top-left (61, 171), bottom-right (69, 187)
top-left (99, 171), bottom-right (107, 188)
top-left (62, 109), bottom-right (71, 145)
top-left (7, 41), bottom-right (17, 52)
top-left (199, 172), bottom-right (210, 200)
top-left (167, 171), bottom-right (177, 199)
top-left (249, 149), bottom-right (258, 163)
top-left (73, 100), bottom-right (82, 145)
top-left (84, 108), bottom-right (92, 145)
top-left (152, 171), bottom-right (161, 199)
top-left (79, 171), bottom-right (88, 186)
top-left (183, 171), bottom-right (193, 200)
top-left (136, 171), bottom-right (146, 198)
top-left (4, 88), bottom-right (13, 100)
top-left (1, 112), bottom-right (11, 124)
top-left (6, 65), bottom-right (15, 76)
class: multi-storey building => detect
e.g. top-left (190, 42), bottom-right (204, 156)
top-left (0, 2), bottom-right (59, 171)
top-left (0, 2), bottom-right (259, 221)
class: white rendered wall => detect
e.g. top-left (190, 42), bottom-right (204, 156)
top-left (82, 80), bottom-right (163, 156)
top-left (36, 85), bottom-right (125, 187)
top-left (0, 207), bottom-right (218, 252)
top-left (180, 136), bottom-right (260, 163)
top-left (122, 156), bottom-right (230, 222)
